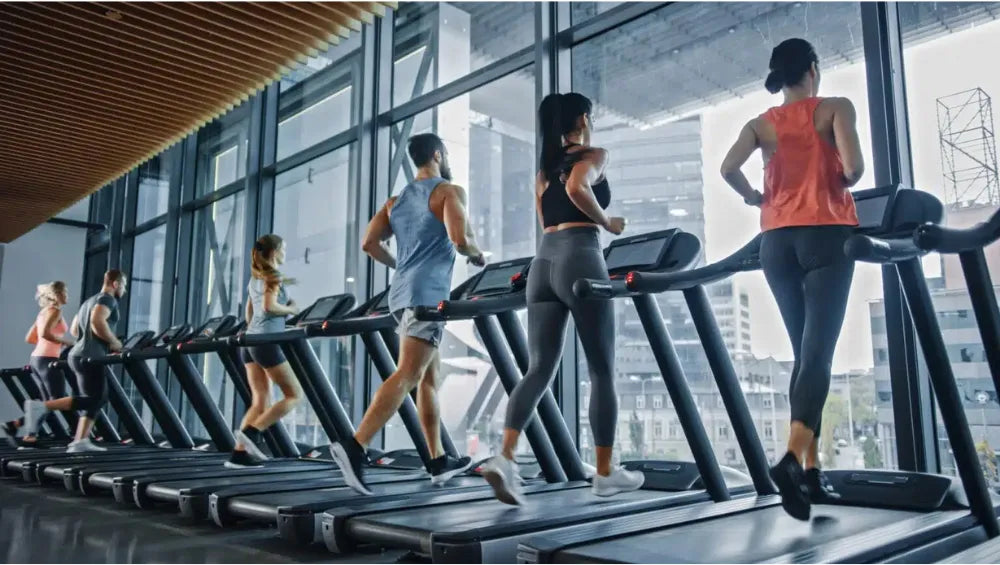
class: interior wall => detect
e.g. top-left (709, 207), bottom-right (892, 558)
top-left (0, 198), bottom-right (90, 422)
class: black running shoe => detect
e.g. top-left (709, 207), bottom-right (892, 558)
top-left (805, 468), bottom-right (842, 504)
top-left (769, 451), bottom-right (811, 521)
top-left (224, 450), bottom-right (264, 469)
top-left (330, 439), bottom-right (372, 495)
top-left (427, 455), bottom-right (475, 485)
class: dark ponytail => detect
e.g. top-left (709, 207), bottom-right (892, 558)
top-left (538, 92), bottom-right (593, 175)
top-left (765, 38), bottom-right (818, 94)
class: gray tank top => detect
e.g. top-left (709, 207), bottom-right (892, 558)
top-left (70, 292), bottom-right (119, 359)
top-left (247, 278), bottom-right (289, 334)
top-left (387, 177), bottom-right (456, 312)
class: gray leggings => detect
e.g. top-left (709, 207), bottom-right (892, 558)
top-left (505, 227), bottom-right (618, 446)
top-left (760, 225), bottom-right (855, 437)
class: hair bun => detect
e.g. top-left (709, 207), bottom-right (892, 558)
top-left (764, 69), bottom-right (785, 94)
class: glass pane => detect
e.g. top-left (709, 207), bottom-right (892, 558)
top-left (272, 145), bottom-right (360, 445)
top-left (184, 193), bottom-right (246, 435)
top-left (393, 2), bottom-right (535, 107)
top-left (571, 2), bottom-right (624, 25)
top-left (87, 184), bottom-right (115, 249)
top-left (277, 34), bottom-right (362, 161)
top-left (136, 156), bottom-right (171, 225)
top-left (899, 1), bottom-right (1000, 485)
top-left (124, 225), bottom-right (168, 433)
top-left (572, 2), bottom-right (883, 475)
top-left (384, 68), bottom-right (536, 458)
top-left (195, 106), bottom-right (251, 197)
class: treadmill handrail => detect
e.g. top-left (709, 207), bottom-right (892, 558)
top-left (430, 293), bottom-right (528, 320)
top-left (913, 210), bottom-right (1000, 253)
top-left (304, 313), bottom-right (396, 338)
top-left (232, 326), bottom-right (307, 345)
top-left (844, 234), bottom-right (926, 264)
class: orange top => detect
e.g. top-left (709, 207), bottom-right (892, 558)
top-left (32, 308), bottom-right (67, 359)
top-left (760, 97), bottom-right (858, 231)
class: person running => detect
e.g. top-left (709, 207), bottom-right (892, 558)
top-left (226, 234), bottom-right (304, 469)
top-left (24, 270), bottom-right (129, 453)
top-left (720, 38), bottom-right (864, 520)
top-left (481, 92), bottom-right (643, 506)
top-left (3, 282), bottom-right (76, 448)
top-left (329, 133), bottom-right (483, 494)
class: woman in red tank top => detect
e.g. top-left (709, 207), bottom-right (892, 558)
top-left (720, 38), bottom-right (865, 521)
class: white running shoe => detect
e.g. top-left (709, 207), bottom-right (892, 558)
top-left (481, 455), bottom-right (525, 506)
top-left (592, 466), bottom-right (645, 497)
top-left (236, 431), bottom-right (270, 461)
top-left (22, 400), bottom-right (47, 436)
top-left (67, 439), bottom-right (107, 453)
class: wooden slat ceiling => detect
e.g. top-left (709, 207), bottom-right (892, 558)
top-left (0, 1), bottom-right (394, 243)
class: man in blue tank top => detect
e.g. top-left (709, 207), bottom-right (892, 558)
top-left (330, 133), bottom-right (487, 494)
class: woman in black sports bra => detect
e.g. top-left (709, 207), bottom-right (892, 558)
top-left (482, 92), bottom-right (643, 505)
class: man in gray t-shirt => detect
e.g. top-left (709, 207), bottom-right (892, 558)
top-left (24, 270), bottom-right (128, 453)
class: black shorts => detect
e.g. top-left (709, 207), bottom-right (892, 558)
top-left (241, 344), bottom-right (286, 369)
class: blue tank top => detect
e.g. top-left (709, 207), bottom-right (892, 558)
top-left (388, 177), bottom-right (456, 312)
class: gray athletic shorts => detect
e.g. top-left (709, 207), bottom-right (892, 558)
top-left (393, 308), bottom-right (444, 347)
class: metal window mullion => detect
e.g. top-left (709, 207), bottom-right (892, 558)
top-left (107, 176), bottom-right (127, 270)
top-left (861, 1), bottom-right (936, 473)
top-left (169, 134), bottom-right (199, 412)
top-left (156, 143), bottom-right (184, 396)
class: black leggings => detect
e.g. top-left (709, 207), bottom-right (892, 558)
top-left (29, 356), bottom-right (67, 400)
top-left (760, 225), bottom-right (855, 437)
top-left (67, 356), bottom-right (109, 418)
top-left (505, 227), bottom-right (618, 446)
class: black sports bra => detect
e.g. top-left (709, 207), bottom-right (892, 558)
top-left (540, 145), bottom-right (611, 228)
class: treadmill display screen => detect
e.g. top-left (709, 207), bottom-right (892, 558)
top-left (198, 317), bottom-right (225, 337)
top-left (303, 297), bottom-right (342, 322)
top-left (471, 264), bottom-right (522, 295)
top-left (856, 194), bottom-right (890, 231)
top-left (122, 333), bottom-right (148, 349)
top-left (161, 325), bottom-right (187, 343)
top-left (372, 291), bottom-right (391, 313)
top-left (605, 237), bottom-right (668, 272)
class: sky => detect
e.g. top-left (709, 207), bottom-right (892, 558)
top-left (697, 17), bottom-right (1000, 373)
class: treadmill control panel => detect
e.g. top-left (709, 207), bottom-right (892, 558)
top-left (604, 229), bottom-right (680, 276)
top-left (460, 258), bottom-right (531, 299)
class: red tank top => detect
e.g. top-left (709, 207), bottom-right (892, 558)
top-left (760, 97), bottom-right (859, 231)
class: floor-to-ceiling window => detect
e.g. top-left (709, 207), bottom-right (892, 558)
top-left (570, 2), bottom-right (882, 474)
top-left (898, 1), bottom-right (1000, 486)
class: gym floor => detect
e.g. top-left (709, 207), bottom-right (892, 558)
top-left (0, 480), bottom-right (405, 563)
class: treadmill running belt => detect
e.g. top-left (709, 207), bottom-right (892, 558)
top-left (556, 505), bottom-right (916, 563)
top-left (228, 475), bottom-right (488, 519)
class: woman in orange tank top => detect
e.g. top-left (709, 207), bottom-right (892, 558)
top-left (3, 281), bottom-right (76, 447)
top-left (720, 38), bottom-right (865, 521)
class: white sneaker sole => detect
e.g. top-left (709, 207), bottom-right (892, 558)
top-left (237, 431), bottom-right (270, 461)
top-left (592, 475), bottom-right (645, 497)
top-left (482, 468), bottom-right (525, 506)
top-left (224, 461), bottom-right (263, 469)
top-left (430, 458), bottom-right (476, 486)
top-left (330, 444), bottom-right (372, 495)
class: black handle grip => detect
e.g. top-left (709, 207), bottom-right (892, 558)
top-left (844, 234), bottom-right (924, 263)
top-left (572, 278), bottom-right (617, 299)
top-left (913, 220), bottom-right (1000, 254)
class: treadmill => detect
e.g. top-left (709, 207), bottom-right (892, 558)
top-left (108, 295), bottom-right (367, 517)
top-left (517, 186), bottom-right (1000, 564)
top-left (912, 203), bottom-right (1000, 563)
top-left (318, 229), bottom-right (771, 563)
top-left (24, 325), bottom-right (236, 491)
top-left (1, 366), bottom-right (74, 448)
top-left (0, 329), bottom-right (181, 484)
top-left (77, 315), bottom-right (301, 502)
top-left (203, 289), bottom-right (513, 539)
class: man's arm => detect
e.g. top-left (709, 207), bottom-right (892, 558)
top-left (441, 185), bottom-right (486, 265)
top-left (361, 198), bottom-right (397, 269)
top-left (90, 304), bottom-right (122, 352)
